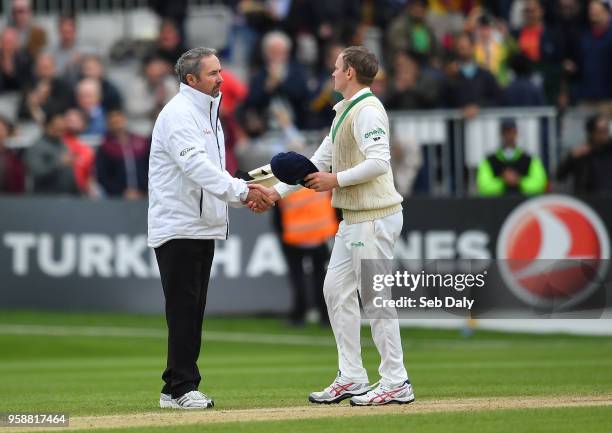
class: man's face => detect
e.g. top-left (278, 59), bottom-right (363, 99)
top-left (12, 0), bottom-right (32, 28)
top-left (1, 28), bottom-right (19, 52)
top-left (47, 115), bottom-right (65, 137)
top-left (187, 55), bottom-right (224, 97)
top-left (408, 2), bottom-right (426, 22)
top-left (589, 1), bottom-right (610, 29)
top-left (159, 23), bottom-right (180, 49)
top-left (59, 19), bottom-right (76, 45)
top-left (332, 53), bottom-right (350, 93)
top-left (107, 111), bottom-right (126, 134)
top-left (502, 128), bottom-right (517, 148)
top-left (36, 54), bottom-right (55, 80)
top-left (456, 36), bottom-right (474, 62)
top-left (82, 58), bottom-right (103, 79)
top-left (523, 0), bottom-right (543, 26)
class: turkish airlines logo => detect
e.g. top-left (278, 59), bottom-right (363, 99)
top-left (496, 195), bottom-right (610, 309)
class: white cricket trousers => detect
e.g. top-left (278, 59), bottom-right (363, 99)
top-left (323, 211), bottom-right (408, 386)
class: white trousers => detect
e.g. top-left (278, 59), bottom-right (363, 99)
top-left (323, 211), bottom-right (408, 386)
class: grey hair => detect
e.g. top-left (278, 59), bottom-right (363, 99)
top-left (261, 31), bottom-right (292, 56)
top-left (174, 47), bottom-right (217, 84)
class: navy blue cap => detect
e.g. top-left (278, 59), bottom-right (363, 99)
top-left (270, 151), bottom-right (319, 186)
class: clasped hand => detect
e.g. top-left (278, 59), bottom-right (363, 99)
top-left (244, 184), bottom-right (280, 213)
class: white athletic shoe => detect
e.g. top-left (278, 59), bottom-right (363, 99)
top-left (160, 391), bottom-right (214, 409)
top-left (309, 372), bottom-right (370, 404)
top-left (350, 381), bottom-right (415, 406)
top-left (159, 393), bottom-right (178, 409)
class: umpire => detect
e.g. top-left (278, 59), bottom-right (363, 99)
top-left (147, 47), bottom-right (271, 409)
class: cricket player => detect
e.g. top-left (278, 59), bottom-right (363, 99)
top-left (258, 46), bottom-right (414, 406)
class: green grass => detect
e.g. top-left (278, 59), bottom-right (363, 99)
top-left (0, 311), bottom-right (611, 432)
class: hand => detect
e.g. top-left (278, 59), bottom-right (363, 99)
top-left (502, 169), bottom-right (520, 187)
top-left (304, 172), bottom-right (338, 192)
top-left (571, 144), bottom-right (590, 158)
top-left (244, 184), bottom-right (276, 213)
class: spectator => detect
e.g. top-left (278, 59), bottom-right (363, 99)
top-left (391, 134), bottom-right (423, 197)
top-left (502, 53), bottom-right (545, 106)
top-left (76, 78), bottom-right (106, 135)
top-left (0, 26), bottom-right (32, 92)
top-left (557, 114), bottom-right (612, 194)
top-left (50, 15), bottom-right (90, 82)
top-left (143, 19), bottom-right (186, 67)
top-left (24, 110), bottom-right (79, 194)
top-left (218, 68), bottom-right (248, 175)
top-left (443, 32), bottom-right (501, 118)
top-left (0, 115), bottom-right (25, 193)
top-left (235, 104), bottom-right (306, 169)
top-left (576, 0), bottom-right (612, 115)
top-left (95, 110), bottom-right (149, 199)
top-left (125, 57), bottom-right (177, 121)
top-left (513, 0), bottom-right (562, 103)
top-left (307, 42), bottom-right (345, 130)
top-left (385, 50), bottom-right (441, 110)
top-left (473, 13), bottom-right (515, 85)
top-left (79, 55), bottom-right (123, 111)
top-left (9, 0), bottom-right (47, 57)
top-left (554, 0), bottom-right (585, 108)
top-left (62, 108), bottom-right (96, 196)
top-left (148, 0), bottom-right (188, 46)
top-left (244, 31), bottom-right (310, 128)
top-left (386, 0), bottom-right (440, 66)
top-left (477, 118), bottom-right (547, 196)
top-left (18, 53), bottom-right (74, 123)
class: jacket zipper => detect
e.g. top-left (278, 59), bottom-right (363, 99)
top-left (210, 97), bottom-right (229, 239)
top-left (199, 189), bottom-right (203, 217)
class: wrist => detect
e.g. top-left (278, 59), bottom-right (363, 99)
top-left (239, 185), bottom-right (249, 202)
top-left (335, 171), bottom-right (346, 188)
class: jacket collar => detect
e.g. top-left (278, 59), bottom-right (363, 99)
top-left (179, 83), bottom-right (222, 112)
top-left (333, 87), bottom-right (372, 112)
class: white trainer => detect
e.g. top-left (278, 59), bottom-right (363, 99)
top-left (350, 381), bottom-right (415, 406)
top-left (160, 391), bottom-right (214, 409)
top-left (309, 372), bottom-right (370, 404)
top-left (159, 393), bottom-right (179, 409)
top-left (175, 390), bottom-right (214, 409)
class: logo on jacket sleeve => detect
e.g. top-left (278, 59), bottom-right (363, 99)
top-left (180, 147), bottom-right (196, 157)
top-left (364, 128), bottom-right (386, 139)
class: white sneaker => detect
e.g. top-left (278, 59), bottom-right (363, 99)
top-left (159, 393), bottom-right (179, 409)
top-left (350, 381), bottom-right (415, 406)
top-left (160, 391), bottom-right (214, 409)
top-left (309, 372), bottom-right (370, 404)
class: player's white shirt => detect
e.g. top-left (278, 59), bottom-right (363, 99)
top-left (275, 87), bottom-right (391, 197)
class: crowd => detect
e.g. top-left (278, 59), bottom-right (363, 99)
top-left (0, 0), bottom-right (612, 197)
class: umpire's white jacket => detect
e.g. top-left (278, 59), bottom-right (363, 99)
top-left (147, 83), bottom-right (248, 248)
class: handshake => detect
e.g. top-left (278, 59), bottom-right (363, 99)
top-left (243, 183), bottom-right (280, 213)
top-left (239, 153), bottom-right (339, 213)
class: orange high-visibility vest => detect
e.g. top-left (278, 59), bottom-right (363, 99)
top-left (278, 189), bottom-right (338, 246)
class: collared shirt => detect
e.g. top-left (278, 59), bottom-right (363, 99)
top-left (275, 87), bottom-right (391, 196)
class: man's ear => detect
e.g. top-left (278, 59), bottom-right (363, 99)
top-left (186, 73), bottom-right (198, 86)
